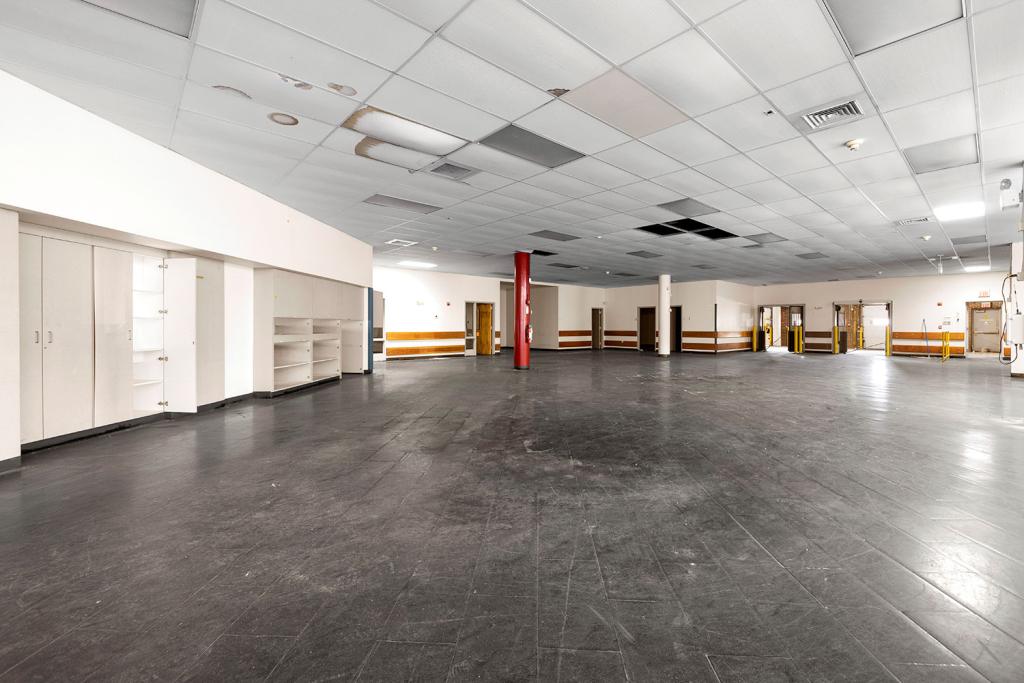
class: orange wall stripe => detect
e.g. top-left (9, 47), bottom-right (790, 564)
top-left (716, 341), bottom-right (752, 350)
top-left (716, 331), bottom-right (753, 338)
top-left (892, 345), bottom-right (965, 354)
top-left (892, 331), bottom-right (965, 341)
top-left (559, 340), bottom-right (592, 348)
top-left (805, 331), bottom-right (832, 338)
top-left (559, 330), bottom-right (593, 337)
top-left (682, 342), bottom-right (716, 350)
top-left (386, 344), bottom-right (465, 357)
top-left (684, 331), bottom-right (717, 338)
top-left (605, 339), bottom-right (638, 347)
top-left (605, 330), bottom-right (637, 336)
top-left (386, 331), bottom-right (464, 341)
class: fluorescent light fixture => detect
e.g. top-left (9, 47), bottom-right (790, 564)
top-left (343, 107), bottom-right (465, 156)
top-left (933, 201), bottom-right (984, 222)
top-left (355, 137), bottom-right (439, 171)
top-left (963, 264), bottom-right (991, 273)
top-left (397, 260), bottom-right (437, 269)
top-left (480, 125), bottom-right (584, 168)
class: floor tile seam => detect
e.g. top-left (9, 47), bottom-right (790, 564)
top-left (579, 496), bottom-right (630, 683)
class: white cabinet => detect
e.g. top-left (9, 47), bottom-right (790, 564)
top-left (94, 247), bottom-right (133, 426)
top-left (132, 253), bottom-right (165, 417)
top-left (19, 234), bottom-right (43, 443)
top-left (41, 238), bottom-right (94, 438)
top-left (163, 258), bottom-right (198, 413)
top-left (273, 270), bottom-right (314, 318)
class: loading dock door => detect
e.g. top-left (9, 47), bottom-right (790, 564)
top-left (972, 308), bottom-right (1000, 352)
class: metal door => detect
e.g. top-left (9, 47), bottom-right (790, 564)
top-left (972, 308), bottom-right (1000, 352)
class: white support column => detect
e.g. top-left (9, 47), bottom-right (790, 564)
top-left (658, 274), bottom-right (671, 357)
top-left (0, 208), bottom-right (20, 471)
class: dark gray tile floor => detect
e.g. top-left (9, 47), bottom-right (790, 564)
top-left (1, 350), bottom-right (1023, 682)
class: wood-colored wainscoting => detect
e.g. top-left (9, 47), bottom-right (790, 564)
top-left (385, 331), bottom-right (466, 359)
top-left (604, 329), bottom-right (637, 349)
top-left (681, 330), bottom-right (752, 353)
top-left (892, 331), bottom-right (965, 356)
top-left (558, 329), bottom-right (592, 349)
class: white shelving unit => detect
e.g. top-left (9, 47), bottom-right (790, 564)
top-left (131, 254), bottom-right (165, 418)
top-left (255, 269), bottom-right (354, 395)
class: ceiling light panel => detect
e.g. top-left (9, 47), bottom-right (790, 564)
top-left (904, 135), bottom-right (979, 174)
top-left (364, 193), bottom-right (442, 214)
top-left (557, 157), bottom-right (642, 189)
top-left (447, 143), bottom-right (547, 180)
top-left (228, 0), bottom-right (429, 70)
top-left (399, 39), bottom-right (551, 120)
top-left (187, 47), bottom-right (358, 124)
top-left (855, 20), bottom-right (972, 112)
top-left (368, 76), bottom-right (504, 141)
top-left (627, 250), bottom-right (663, 258)
top-left (624, 31), bottom-right (755, 116)
top-left (823, 0), bottom-right (962, 55)
top-left (660, 198), bottom-right (717, 217)
top-left (971, 1), bottom-right (1024, 85)
top-left (883, 89), bottom-right (976, 149)
top-left (531, 230), bottom-right (581, 241)
top-left (695, 155), bottom-right (773, 187)
top-left (197, 1), bottom-right (390, 99)
top-left (642, 121), bottom-right (735, 166)
top-left (698, 96), bottom-right (799, 151)
top-left (479, 125), bottom-right (585, 168)
top-left (515, 100), bottom-right (631, 155)
top-left (343, 106), bottom-right (465, 155)
top-left (442, 0), bottom-right (607, 90)
top-left (82, 0), bottom-right (197, 37)
top-left (523, 0), bottom-right (689, 65)
top-left (702, 0), bottom-right (846, 90)
top-left (561, 69), bottom-right (688, 138)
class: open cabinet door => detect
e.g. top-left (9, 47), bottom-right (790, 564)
top-left (163, 258), bottom-right (197, 413)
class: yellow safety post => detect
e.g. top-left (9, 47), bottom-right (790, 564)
top-left (941, 331), bottom-right (950, 362)
top-left (858, 325), bottom-right (864, 349)
top-left (752, 324), bottom-right (758, 352)
top-left (832, 325), bottom-right (839, 354)
top-left (795, 325), bottom-right (804, 353)
top-left (885, 326), bottom-right (892, 356)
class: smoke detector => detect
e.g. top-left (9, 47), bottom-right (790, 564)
top-left (845, 138), bottom-right (864, 152)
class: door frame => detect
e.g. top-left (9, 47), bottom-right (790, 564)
top-left (637, 306), bottom-right (656, 352)
top-left (965, 300), bottom-right (1002, 353)
top-left (757, 303), bottom-right (806, 352)
top-left (670, 305), bottom-right (682, 353)
top-left (591, 307), bottom-right (604, 350)
top-left (466, 301), bottom-right (497, 356)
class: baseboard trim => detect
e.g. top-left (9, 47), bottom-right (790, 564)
top-left (21, 412), bottom-right (167, 453)
top-left (253, 375), bottom-right (340, 399)
top-left (0, 456), bottom-right (22, 477)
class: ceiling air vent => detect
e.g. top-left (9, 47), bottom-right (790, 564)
top-left (895, 216), bottom-right (932, 226)
top-left (363, 194), bottom-right (441, 214)
top-left (385, 238), bottom-right (418, 247)
top-left (801, 100), bottom-right (863, 130)
top-left (428, 162), bottom-right (477, 181)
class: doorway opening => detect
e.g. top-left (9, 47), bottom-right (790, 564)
top-left (591, 308), bottom-right (604, 350)
top-left (638, 307), bottom-right (656, 351)
top-left (465, 302), bottom-right (495, 357)
top-left (966, 301), bottom-right (1002, 354)
top-left (670, 305), bottom-right (682, 353)
top-left (835, 301), bottom-right (891, 353)
top-left (756, 304), bottom-right (803, 352)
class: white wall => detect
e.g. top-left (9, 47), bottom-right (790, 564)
top-left (0, 71), bottom-right (372, 286)
top-left (604, 280), bottom-right (720, 333)
top-left (715, 280), bottom-right (755, 332)
top-left (755, 272), bottom-right (1006, 333)
top-left (558, 285), bottom-right (606, 331)
top-left (1, 209), bottom-right (20, 466)
top-left (224, 262), bottom-right (254, 398)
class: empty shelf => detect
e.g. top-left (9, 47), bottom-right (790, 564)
top-left (274, 361), bottom-right (310, 370)
top-left (274, 335), bottom-right (310, 343)
top-left (312, 357), bottom-right (339, 364)
top-left (133, 379), bottom-right (162, 387)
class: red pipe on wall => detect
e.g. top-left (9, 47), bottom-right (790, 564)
top-left (514, 251), bottom-right (530, 369)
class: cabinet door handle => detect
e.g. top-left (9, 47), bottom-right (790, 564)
top-left (128, 329), bottom-right (133, 341)
top-left (48, 331), bottom-right (53, 343)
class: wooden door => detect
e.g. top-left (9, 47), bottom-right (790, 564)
top-left (476, 303), bottom-right (493, 356)
top-left (42, 238), bottom-right (94, 438)
top-left (639, 307), bottom-right (656, 351)
top-left (19, 234), bottom-right (43, 443)
top-left (93, 246), bottom-right (134, 426)
top-left (591, 308), bottom-right (604, 349)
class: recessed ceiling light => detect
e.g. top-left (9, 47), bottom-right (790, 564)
top-left (920, 234), bottom-right (931, 241)
top-left (963, 264), bottom-right (991, 273)
top-left (343, 106), bottom-right (465, 156)
top-left (934, 201), bottom-right (984, 222)
top-left (479, 125), bottom-right (584, 168)
top-left (530, 230), bottom-right (580, 241)
top-left (905, 134), bottom-right (978, 174)
top-left (268, 112), bottom-right (299, 126)
top-left (397, 260), bottom-right (437, 269)
top-left (385, 238), bottom-right (418, 247)
top-left (328, 83), bottom-right (358, 97)
top-left (212, 85), bottom-right (250, 99)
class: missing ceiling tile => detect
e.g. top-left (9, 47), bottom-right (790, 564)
top-left (363, 194), bottom-right (442, 214)
top-left (745, 232), bottom-right (787, 244)
top-left (531, 249), bottom-right (557, 256)
top-left (480, 125), bottom-right (584, 168)
top-left (636, 224), bottom-right (684, 237)
top-left (695, 228), bottom-right (738, 240)
top-left (796, 252), bottom-right (828, 259)
top-left (659, 198), bottom-right (717, 218)
top-left (530, 230), bottom-right (580, 241)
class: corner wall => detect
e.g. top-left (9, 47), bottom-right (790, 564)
top-left (0, 209), bottom-right (20, 468)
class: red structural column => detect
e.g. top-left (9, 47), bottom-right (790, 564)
top-left (514, 251), bottom-right (531, 369)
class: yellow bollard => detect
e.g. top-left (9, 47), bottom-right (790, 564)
top-left (858, 325), bottom-right (864, 349)
top-left (941, 331), bottom-right (950, 362)
top-left (752, 324), bottom-right (758, 352)
top-left (832, 326), bottom-right (839, 354)
top-left (885, 326), bottom-right (892, 356)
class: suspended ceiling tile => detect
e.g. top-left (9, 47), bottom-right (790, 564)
top-left (856, 20), bottom-right (972, 112)
top-left (806, 115), bottom-right (896, 163)
top-left (197, 1), bottom-right (390, 99)
top-left (496, 181), bottom-right (569, 206)
top-left (462, 171), bottom-right (516, 192)
top-left (836, 150), bottom-right (909, 186)
top-left (784, 166), bottom-right (851, 195)
top-left (764, 196), bottom-right (822, 217)
top-left (651, 168), bottom-right (726, 196)
top-left (374, 0), bottom-right (469, 31)
top-left (746, 137), bottom-right (830, 176)
top-left (695, 154), bottom-right (773, 186)
top-left (368, 76), bottom-right (505, 142)
top-left (914, 163), bottom-right (982, 193)
top-left (399, 39), bottom-right (551, 121)
top-left (978, 74), bottom-right (1024, 131)
top-left (614, 180), bottom-right (681, 205)
top-left (695, 188), bottom-right (756, 211)
top-left (595, 141), bottom-right (683, 179)
top-left (642, 120), bottom-right (735, 166)
top-left (623, 31), bottom-right (755, 116)
top-left (524, 0), bottom-right (689, 65)
top-left (515, 99), bottom-right (631, 155)
top-left (229, 0), bottom-right (430, 70)
top-left (522, 170), bottom-right (603, 198)
top-left (823, 0), bottom-right (962, 55)
top-left (972, 1), bottom-right (1024, 84)
top-left (179, 81), bottom-right (334, 143)
top-left (858, 177), bottom-right (922, 203)
top-left (737, 178), bottom-right (800, 203)
top-left (883, 89), bottom-right (976, 149)
top-left (442, 0), bottom-right (608, 91)
top-left (702, 0), bottom-right (846, 89)
top-left (697, 95), bottom-right (799, 151)
top-left (904, 134), bottom-right (978, 174)
top-left (561, 69), bottom-right (688, 138)
top-left (557, 156), bottom-right (642, 189)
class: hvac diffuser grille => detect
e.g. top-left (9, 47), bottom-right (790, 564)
top-left (428, 162), bottom-right (477, 180)
top-left (896, 216), bottom-right (932, 226)
top-left (801, 100), bottom-right (863, 130)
